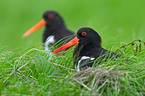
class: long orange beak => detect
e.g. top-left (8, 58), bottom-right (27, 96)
top-left (52, 37), bottom-right (79, 54)
top-left (22, 19), bottom-right (46, 38)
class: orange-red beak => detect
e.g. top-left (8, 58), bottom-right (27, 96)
top-left (22, 19), bottom-right (46, 38)
top-left (52, 37), bottom-right (79, 54)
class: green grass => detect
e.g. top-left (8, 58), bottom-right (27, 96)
top-left (1, 0), bottom-right (145, 95)
top-left (1, 44), bottom-right (145, 95)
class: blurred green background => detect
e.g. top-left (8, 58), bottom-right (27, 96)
top-left (0, 0), bottom-right (145, 50)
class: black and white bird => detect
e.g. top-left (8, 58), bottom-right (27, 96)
top-left (52, 27), bottom-right (121, 71)
top-left (22, 11), bottom-right (74, 50)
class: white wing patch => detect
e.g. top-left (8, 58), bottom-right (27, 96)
top-left (45, 35), bottom-right (55, 51)
top-left (76, 56), bottom-right (95, 72)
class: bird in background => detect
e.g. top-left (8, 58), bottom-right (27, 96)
top-left (22, 11), bottom-right (74, 51)
top-left (52, 27), bottom-right (121, 72)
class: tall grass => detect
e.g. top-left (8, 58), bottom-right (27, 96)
top-left (0, 41), bottom-right (145, 95)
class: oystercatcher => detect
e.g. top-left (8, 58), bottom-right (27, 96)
top-left (52, 27), bottom-right (121, 71)
top-left (22, 11), bottom-right (74, 50)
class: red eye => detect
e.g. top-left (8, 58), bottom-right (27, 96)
top-left (82, 32), bottom-right (87, 36)
top-left (48, 14), bottom-right (54, 19)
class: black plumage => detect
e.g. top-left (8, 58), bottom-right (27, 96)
top-left (22, 11), bottom-right (74, 50)
top-left (42, 11), bottom-right (74, 43)
top-left (73, 28), bottom-right (121, 70)
top-left (53, 27), bottom-right (121, 71)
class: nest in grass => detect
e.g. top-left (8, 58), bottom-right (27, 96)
top-left (72, 65), bottom-right (123, 91)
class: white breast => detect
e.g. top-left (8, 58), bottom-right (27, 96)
top-left (45, 35), bottom-right (55, 51)
top-left (76, 56), bottom-right (95, 72)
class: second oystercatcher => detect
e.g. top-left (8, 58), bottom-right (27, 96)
top-left (52, 27), bottom-right (121, 71)
top-left (22, 11), bottom-right (74, 50)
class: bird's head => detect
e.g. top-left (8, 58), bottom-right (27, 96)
top-left (52, 27), bottom-right (102, 54)
top-left (43, 11), bottom-right (64, 27)
top-left (77, 27), bottom-right (101, 46)
top-left (22, 11), bottom-right (64, 38)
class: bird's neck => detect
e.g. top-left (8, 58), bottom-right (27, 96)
top-left (42, 25), bottom-right (67, 42)
top-left (44, 24), bottom-right (66, 33)
top-left (46, 23), bottom-right (65, 30)
top-left (74, 44), bottom-right (103, 58)
top-left (79, 42), bottom-right (102, 50)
